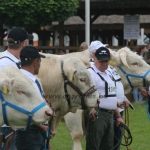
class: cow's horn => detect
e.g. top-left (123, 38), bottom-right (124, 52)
top-left (119, 51), bottom-right (130, 69)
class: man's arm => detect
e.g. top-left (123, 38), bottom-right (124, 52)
top-left (139, 86), bottom-right (148, 97)
top-left (114, 107), bottom-right (124, 126)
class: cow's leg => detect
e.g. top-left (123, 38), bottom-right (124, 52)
top-left (64, 109), bottom-right (84, 150)
top-left (51, 111), bottom-right (64, 137)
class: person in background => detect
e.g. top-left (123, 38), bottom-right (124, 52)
top-left (58, 49), bottom-right (66, 55)
top-left (80, 42), bottom-right (88, 51)
top-left (144, 43), bottom-right (150, 64)
top-left (133, 45), bottom-right (147, 104)
top-left (0, 27), bottom-right (32, 150)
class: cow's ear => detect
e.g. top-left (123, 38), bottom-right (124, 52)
top-left (0, 79), bottom-right (14, 94)
top-left (119, 51), bottom-right (130, 69)
top-left (66, 68), bottom-right (77, 82)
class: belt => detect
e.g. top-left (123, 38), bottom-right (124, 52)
top-left (100, 108), bottom-right (114, 114)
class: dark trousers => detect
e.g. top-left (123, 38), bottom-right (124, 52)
top-left (15, 129), bottom-right (44, 150)
top-left (114, 111), bottom-right (123, 150)
top-left (86, 109), bottom-right (114, 150)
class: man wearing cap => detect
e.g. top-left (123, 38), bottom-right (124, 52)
top-left (0, 27), bottom-right (32, 150)
top-left (86, 46), bottom-right (124, 150)
top-left (0, 27), bottom-right (33, 69)
top-left (14, 46), bottom-right (50, 150)
top-left (88, 41), bottom-right (130, 150)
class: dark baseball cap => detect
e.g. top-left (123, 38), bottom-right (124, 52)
top-left (8, 27), bottom-right (33, 44)
top-left (20, 46), bottom-right (45, 61)
top-left (95, 47), bottom-right (110, 61)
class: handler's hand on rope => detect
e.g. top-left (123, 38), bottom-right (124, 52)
top-left (116, 117), bottom-right (124, 127)
top-left (31, 124), bottom-right (49, 138)
top-left (89, 108), bottom-right (98, 121)
top-left (140, 87), bottom-right (148, 97)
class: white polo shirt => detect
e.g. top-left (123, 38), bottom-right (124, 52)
top-left (88, 64), bottom-right (117, 110)
top-left (20, 69), bottom-right (42, 96)
top-left (107, 66), bottom-right (127, 112)
top-left (0, 50), bottom-right (20, 69)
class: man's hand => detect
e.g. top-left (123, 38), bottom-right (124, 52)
top-left (31, 124), bottom-right (49, 138)
top-left (140, 87), bottom-right (148, 97)
top-left (116, 117), bottom-right (124, 127)
top-left (123, 100), bottom-right (130, 108)
top-left (39, 125), bottom-right (49, 138)
top-left (88, 108), bottom-right (98, 121)
top-left (117, 102), bottom-right (125, 109)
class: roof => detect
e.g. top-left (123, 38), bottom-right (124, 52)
top-left (52, 15), bottom-right (150, 25)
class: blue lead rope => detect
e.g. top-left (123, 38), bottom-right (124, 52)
top-left (118, 66), bottom-right (150, 121)
top-left (118, 66), bottom-right (150, 88)
top-left (0, 91), bottom-right (47, 129)
top-left (44, 131), bottom-right (49, 150)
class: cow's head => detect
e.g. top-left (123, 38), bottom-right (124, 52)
top-left (0, 66), bottom-right (53, 129)
top-left (109, 47), bottom-right (150, 93)
top-left (64, 57), bottom-right (99, 110)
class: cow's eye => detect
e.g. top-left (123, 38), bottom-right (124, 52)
top-left (17, 91), bottom-right (26, 95)
top-left (131, 62), bottom-right (138, 66)
top-left (80, 78), bottom-right (86, 83)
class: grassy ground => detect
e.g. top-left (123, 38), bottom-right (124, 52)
top-left (51, 103), bottom-right (150, 150)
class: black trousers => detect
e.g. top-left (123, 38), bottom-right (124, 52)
top-left (86, 108), bottom-right (114, 150)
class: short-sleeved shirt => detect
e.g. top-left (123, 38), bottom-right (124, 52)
top-left (0, 50), bottom-right (20, 69)
top-left (88, 64), bottom-right (117, 110)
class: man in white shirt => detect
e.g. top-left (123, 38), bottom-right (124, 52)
top-left (0, 27), bottom-right (32, 150)
top-left (15, 46), bottom-right (50, 150)
top-left (0, 27), bottom-right (32, 69)
top-left (88, 41), bottom-right (130, 150)
top-left (86, 47), bottom-right (124, 150)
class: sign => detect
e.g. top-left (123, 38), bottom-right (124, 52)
top-left (124, 15), bottom-right (140, 40)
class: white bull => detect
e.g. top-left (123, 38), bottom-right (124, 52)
top-left (0, 66), bottom-right (52, 129)
top-left (37, 56), bottom-right (99, 137)
top-left (63, 47), bottom-right (150, 150)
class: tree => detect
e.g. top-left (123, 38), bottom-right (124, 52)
top-left (0, 0), bottom-right (79, 28)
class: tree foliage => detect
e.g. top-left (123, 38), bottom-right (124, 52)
top-left (0, 0), bottom-right (79, 28)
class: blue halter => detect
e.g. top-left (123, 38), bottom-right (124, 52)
top-left (0, 91), bottom-right (47, 129)
top-left (118, 66), bottom-right (150, 88)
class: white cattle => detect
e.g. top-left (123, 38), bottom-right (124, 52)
top-left (0, 66), bottom-right (52, 129)
top-left (58, 47), bottom-right (150, 94)
top-left (37, 56), bottom-right (99, 136)
top-left (42, 47), bottom-right (150, 150)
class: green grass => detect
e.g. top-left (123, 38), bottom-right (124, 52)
top-left (51, 103), bottom-right (150, 150)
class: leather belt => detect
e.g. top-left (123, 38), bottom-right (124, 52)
top-left (100, 108), bottom-right (114, 114)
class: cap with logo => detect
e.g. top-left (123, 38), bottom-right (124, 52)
top-left (95, 47), bottom-right (110, 61)
top-left (8, 27), bottom-right (33, 44)
top-left (20, 46), bottom-right (45, 61)
top-left (89, 40), bottom-right (109, 53)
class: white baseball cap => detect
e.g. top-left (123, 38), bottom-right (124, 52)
top-left (89, 40), bottom-right (109, 53)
